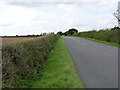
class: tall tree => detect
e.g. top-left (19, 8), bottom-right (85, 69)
top-left (57, 31), bottom-right (63, 36)
top-left (67, 28), bottom-right (78, 35)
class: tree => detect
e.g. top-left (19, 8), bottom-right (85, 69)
top-left (114, 10), bottom-right (120, 21)
top-left (16, 35), bottom-right (18, 37)
top-left (67, 28), bottom-right (78, 35)
top-left (57, 31), bottom-right (63, 36)
top-left (114, 6), bottom-right (120, 28)
top-left (43, 33), bottom-right (46, 35)
top-left (63, 31), bottom-right (68, 36)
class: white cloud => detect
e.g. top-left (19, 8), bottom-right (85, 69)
top-left (0, 5), bottom-right (42, 26)
top-left (0, 0), bottom-right (119, 3)
top-left (58, 4), bottom-right (77, 11)
top-left (0, 0), bottom-right (119, 36)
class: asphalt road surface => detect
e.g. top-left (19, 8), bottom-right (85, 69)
top-left (63, 36), bottom-right (118, 88)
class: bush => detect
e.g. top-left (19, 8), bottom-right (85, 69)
top-left (2, 35), bottom-right (59, 88)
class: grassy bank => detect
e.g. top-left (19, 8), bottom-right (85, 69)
top-left (2, 35), bottom-right (59, 88)
top-left (75, 36), bottom-right (119, 47)
top-left (31, 37), bottom-right (84, 88)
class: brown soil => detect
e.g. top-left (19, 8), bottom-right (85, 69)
top-left (2, 37), bottom-right (36, 44)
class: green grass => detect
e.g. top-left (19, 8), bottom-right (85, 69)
top-left (72, 36), bottom-right (119, 47)
top-left (31, 37), bottom-right (85, 88)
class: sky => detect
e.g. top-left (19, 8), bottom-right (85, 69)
top-left (0, 0), bottom-right (119, 36)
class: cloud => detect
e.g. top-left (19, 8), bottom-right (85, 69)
top-left (1, 0), bottom-right (119, 2)
top-left (1, 0), bottom-right (119, 9)
top-left (0, 5), bottom-right (40, 26)
top-left (0, 0), bottom-right (119, 36)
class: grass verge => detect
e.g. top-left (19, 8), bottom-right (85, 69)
top-left (72, 36), bottom-right (119, 47)
top-left (31, 37), bottom-right (84, 88)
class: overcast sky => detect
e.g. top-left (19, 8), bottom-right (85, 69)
top-left (0, 0), bottom-right (119, 36)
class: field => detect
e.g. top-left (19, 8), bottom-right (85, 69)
top-left (2, 37), bottom-right (39, 44)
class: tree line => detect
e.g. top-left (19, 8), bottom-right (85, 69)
top-left (2, 32), bottom-right (54, 38)
top-left (57, 28), bottom-right (78, 36)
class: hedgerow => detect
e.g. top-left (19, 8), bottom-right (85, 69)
top-left (2, 35), bottom-right (59, 88)
top-left (73, 27), bottom-right (120, 45)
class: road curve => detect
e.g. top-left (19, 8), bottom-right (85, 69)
top-left (63, 36), bottom-right (118, 88)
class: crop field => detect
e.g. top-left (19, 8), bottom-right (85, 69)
top-left (2, 37), bottom-right (40, 44)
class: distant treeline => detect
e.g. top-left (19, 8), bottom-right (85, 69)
top-left (2, 32), bottom-right (54, 38)
top-left (57, 27), bottom-right (120, 44)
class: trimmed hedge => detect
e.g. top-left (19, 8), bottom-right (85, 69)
top-left (2, 35), bottom-right (59, 88)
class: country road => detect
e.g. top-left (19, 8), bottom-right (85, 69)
top-left (63, 36), bottom-right (118, 88)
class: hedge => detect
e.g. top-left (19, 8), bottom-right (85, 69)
top-left (73, 27), bottom-right (120, 44)
top-left (2, 35), bottom-right (59, 88)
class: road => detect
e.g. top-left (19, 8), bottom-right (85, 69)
top-left (63, 36), bottom-right (118, 88)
